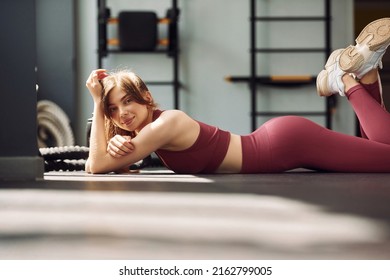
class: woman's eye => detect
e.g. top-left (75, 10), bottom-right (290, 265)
top-left (109, 107), bottom-right (117, 113)
top-left (124, 98), bottom-right (132, 105)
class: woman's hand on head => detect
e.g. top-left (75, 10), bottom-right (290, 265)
top-left (86, 69), bottom-right (109, 102)
top-left (107, 135), bottom-right (135, 158)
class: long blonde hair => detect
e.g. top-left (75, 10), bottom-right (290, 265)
top-left (100, 70), bottom-right (157, 140)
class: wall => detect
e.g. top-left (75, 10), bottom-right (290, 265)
top-left (76, 0), bottom-right (354, 145)
top-left (36, 0), bottom-right (77, 129)
top-left (0, 0), bottom-right (44, 180)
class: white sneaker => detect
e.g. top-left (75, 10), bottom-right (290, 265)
top-left (339, 18), bottom-right (390, 79)
top-left (316, 49), bottom-right (346, 97)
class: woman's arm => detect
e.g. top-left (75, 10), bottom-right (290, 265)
top-left (87, 111), bottom-right (177, 174)
top-left (85, 69), bottom-right (108, 173)
top-left (86, 108), bottom-right (198, 174)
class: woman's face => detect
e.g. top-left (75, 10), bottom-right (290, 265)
top-left (107, 86), bottom-right (151, 133)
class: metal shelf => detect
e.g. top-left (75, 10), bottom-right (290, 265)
top-left (227, 0), bottom-right (334, 131)
top-left (97, 0), bottom-right (181, 109)
top-left (225, 75), bottom-right (316, 86)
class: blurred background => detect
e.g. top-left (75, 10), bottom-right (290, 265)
top-left (1, 0), bottom-right (390, 260)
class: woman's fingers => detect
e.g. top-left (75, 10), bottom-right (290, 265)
top-left (113, 135), bottom-right (134, 152)
top-left (86, 69), bottom-right (108, 88)
top-left (107, 135), bottom-right (135, 157)
top-left (107, 142), bottom-right (127, 157)
top-left (97, 71), bottom-right (109, 80)
top-left (86, 69), bottom-right (110, 101)
top-left (94, 69), bottom-right (108, 79)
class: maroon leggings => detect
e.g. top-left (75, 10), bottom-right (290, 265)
top-left (241, 81), bottom-right (390, 173)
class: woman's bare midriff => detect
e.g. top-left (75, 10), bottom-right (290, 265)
top-left (216, 133), bottom-right (242, 173)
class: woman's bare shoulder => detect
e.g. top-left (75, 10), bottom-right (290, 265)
top-left (156, 109), bottom-right (194, 125)
top-left (151, 110), bottom-right (199, 150)
top-left (152, 109), bottom-right (198, 136)
top-left (159, 109), bottom-right (190, 119)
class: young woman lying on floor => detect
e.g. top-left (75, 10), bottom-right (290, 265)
top-left (86, 18), bottom-right (390, 174)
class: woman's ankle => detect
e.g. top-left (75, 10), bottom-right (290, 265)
top-left (342, 73), bottom-right (359, 93)
top-left (359, 69), bottom-right (379, 84)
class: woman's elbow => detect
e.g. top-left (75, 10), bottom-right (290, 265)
top-left (85, 158), bottom-right (108, 174)
top-left (85, 158), bottom-right (91, 173)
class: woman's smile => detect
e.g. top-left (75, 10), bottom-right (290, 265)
top-left (121, 116), bottom-right (135, 127)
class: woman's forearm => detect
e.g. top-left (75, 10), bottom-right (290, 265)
top-left (86, 101), bottom-right (112, 173)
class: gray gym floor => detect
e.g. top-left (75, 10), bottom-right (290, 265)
top-left (1, 169), bottom-right (390, 260)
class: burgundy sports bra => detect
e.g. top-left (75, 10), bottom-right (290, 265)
top-left (153, 110), bottom-right (231, 174)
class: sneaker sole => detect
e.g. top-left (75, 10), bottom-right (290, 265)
top-left (339, 18), bottom-right (390, 72)
top-left (316, 49), bottom-right (344, 96)
top-left (316, 69), bottom-right (331, 96)
top-left (325, 48), bottom-right (344, 69)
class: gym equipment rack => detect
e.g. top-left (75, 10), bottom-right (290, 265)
top-left (97, 0), bottom-right (181, 109)
top-left (226, 0), bottom-right (334, 131)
